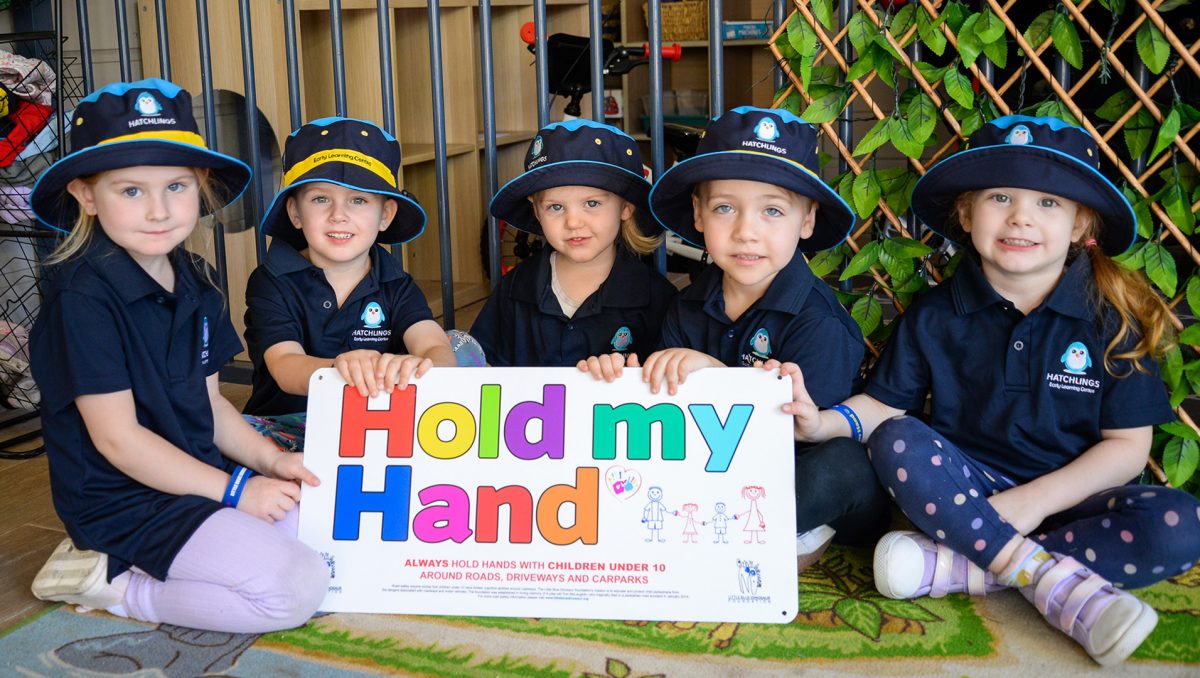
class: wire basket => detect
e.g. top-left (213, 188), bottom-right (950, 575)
top-left (643, 1), bottom-right (708, 42)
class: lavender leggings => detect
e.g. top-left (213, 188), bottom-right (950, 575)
top-left (119, 507), bottom-right (329, 633)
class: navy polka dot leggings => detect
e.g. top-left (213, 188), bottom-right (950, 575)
top-left (867, 416), bottom-right (1200, 589)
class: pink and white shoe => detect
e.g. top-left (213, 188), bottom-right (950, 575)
top-left (1021, 554), bottom-right (1158, 666)
top-left (873, 530), bottom-right (1004, 599)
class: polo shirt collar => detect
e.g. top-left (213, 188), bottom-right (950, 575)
top-left (952, 254), bottom-right (1093, 320)
top-left (511, 247), bottom-right (654, 315)
top-left (85, 228), bottom-right (187, 303)
top-left (685, 250), bottom-right (816, 318)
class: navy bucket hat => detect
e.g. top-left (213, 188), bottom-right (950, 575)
top-left (489, 119), bottom-right (655, 237)
top-left (911, 115), bottom-right (1135, 256)
top-left (30, 78), bottom-right (251, 231)
top-left (260, 116), bottom-right (426, 249)
top-left (649, 106), bottom-right (855, 252)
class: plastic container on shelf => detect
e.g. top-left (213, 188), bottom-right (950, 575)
top-left (675, 89), bottom-right (707, 116)
top-left (641, 90), bottom-right (677, 117)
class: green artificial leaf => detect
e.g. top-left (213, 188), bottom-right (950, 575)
top-left (890, 4), bottom-right (917, 42)
top-left (1178, 322), bottom-right (1200, 346)
top-left (916, 7), bottom-right (947, 56)
top-left (914, 61), bottom-right (950, 83)
top-left (877, 245), bottom-right (914, 285)
top-left (975, 9), bottom-right (1006, 43)
top-left (1096, 90), bottom-right (1137, 122)
top-left (1142, 241), bottom-right (1178, 297)
top-left (1050, 13), bottom-right (1083, 69)
top-left (848, 11), bottom-right (874, 55)
top-left (1149, 106), bottom-right (1182, 161)
top-left (774, 26), bottom-right (799, 60)
top-left (802, 87), bottom-right (850, 124)
top-left (852, 117), bottom-right (894, 157)
top-left (1187, 362), bottom-right (1200, 398)
top-left (812, 0), bottom-right (835, 31)
top-left (851, 294), bottom-right (884, 336)
top-left (787, 11), bottom-right (820, 89)
top-left (881, 169), bottom-right (919, 216)
top-left (777, 88), bottom-right (805, 116)
top-left (1096, 0), bottom-right (1126, 13)
top-left (837, 173), bottom-right (856, 210)
top-left (906, 92), bottom-right (938, 142)
top-left (1179, 102), bottom-right (1200, 128)
top-left (1136, 22), bottom-right (1170, 74)
top-left (1188, 275), bottom-right (1200, 318)
top-left (846, 49), bottom-right (881, 82)
top-left (853, 169), bottom-right (883, 219)
top-left (883, 236), bottom-right (933, 259)
top-left (952, 104), bottom-right (986, 137)
top-left (943, 68), bottom-right (974, 109)
top-left (1033, 99), bottom-right (1079, 125)
top-left (808, 245), bottom-right (847, 278)
top-left (1160, 419), bottom-right (1200, 442)
top-left (1163, 344), bottom-right (1184, 390)
top-left (1162, 179), bottom-right (1196, 235)
top-left (1124, 108), bottom-right (1155, 159)
top-left (1022, 11), bottom-right (1056, 52)
top-left (956, 14), bottom-right (985, 68)
top-left (873, 43), bottom-right (899, 88)
top-left (834, 598), bottom-right (884, 640)
top-left (1169, 378), bottom-right (1189, 408)
top-left (941, 1), bottom-right (969, 33)
top-left (1113, 240), bottom-right (1146, 270)
top-left (1162, 438), bottom-right (1200, 488)
top-left (890, 117), bottom-right (925, 158)
top-left (840, 240), bottom-right (881, 280)
top-left (982, 31), bottom-right (1009, 68)
top-left (811, 64), bottom-right (841, 87)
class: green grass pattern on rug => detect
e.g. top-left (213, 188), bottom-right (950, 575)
top-left (261, 545), bottom-right (994, 672)
top-left (1132, 565), bottom-right (1200, 663)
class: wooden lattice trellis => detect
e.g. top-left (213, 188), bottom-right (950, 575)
top-left (767, 0), bottom-right (1200, 489)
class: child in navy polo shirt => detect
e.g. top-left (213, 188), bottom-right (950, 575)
top-left (582, 107), bottom-right (891, 571)
top-left (469, 120), bottom-right (676, 366)
top-left (783, 115), bottom-right (1200, 665)
top-left (26, 79), bottom-right (328, 633)
top-left (243, 117), bottom-right (455, 426)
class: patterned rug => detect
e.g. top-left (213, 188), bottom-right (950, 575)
top-left (3, 546), bottom-right (1197, 677)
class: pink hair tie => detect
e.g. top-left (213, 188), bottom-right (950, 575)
top-left (1084, 239), bottom-right (1097, 248)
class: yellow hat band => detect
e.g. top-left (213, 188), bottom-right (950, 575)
top-left (98, 130), bottom-right (209, 149)
top-left (283, 149), bottom-right (397, 189)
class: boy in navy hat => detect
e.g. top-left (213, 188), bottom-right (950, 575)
top-left (243, 117), bottom-right (455, 423)
top-left (470, 119), bottom-right (676, 366)
top-left (582, 106), bottom-right (890, 569)
top-left (785, 115), bottom-right (1200, 664)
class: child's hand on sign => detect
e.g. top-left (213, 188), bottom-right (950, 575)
top-left (762, 359), bottom-right (823, 442)
top-left (640, 348), bottom-right (723, 395)
top-left (576, 352), bottom-right (639, 382)
top-left (239, 475), bottom-right (302, 523)
top-left (334, 349), bottom-right (384, 397)
top-left (376, 353), bottom-right (433, 392)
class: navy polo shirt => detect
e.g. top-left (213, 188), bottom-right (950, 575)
top-left (469, 247), bottom-right (677, 366)
top-left (866, 255), bottom-right (1175, 483)
top-left (243, 241), bottom-right (434, 416)
top-left (660, 251), bottom-right (864, 408)
top-left (30, 230), bottom-right (243, 581)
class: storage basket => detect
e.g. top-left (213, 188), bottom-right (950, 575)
top-left (643, 1), bottom-right (708, 42)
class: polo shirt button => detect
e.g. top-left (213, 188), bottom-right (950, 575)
top-left (154, 295), bottom-right (164, 303)
top-left (567, 324), bottom-right (574, 331)
top-left (323, 300), bottom-right (333, 309)
top-left (1013, 340), bottom-right (1024, 351)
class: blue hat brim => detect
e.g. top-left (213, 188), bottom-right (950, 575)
top-left (648, 151), bottom-right (855, 252)
top-left (911, 144), bottom-right (1136, 256)
top-left (259, 166), bottom-right (426, 249)
top-left (489, 160), bottom-right (655, 237)
top-left (30, 139), bottom-right (252, 232)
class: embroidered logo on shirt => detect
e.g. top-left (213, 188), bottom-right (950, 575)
top-left (738, 328), bottom-right (773, 367)
top-left (361, 302), bottom-right (386, 328)
top-left (610, 326), bottom-right (633, 352)
top-left (1046, 340), bottom-right (1099, 394)
top-left (200, 315), bottom-right (210, 365)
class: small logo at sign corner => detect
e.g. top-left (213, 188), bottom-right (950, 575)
top-left (1060, 341), bottom-right (1092, 374)
top-left (134, 92), bottom-right (164, 117)
top-left (737, 559), bottom-right (762, 595)
top-left (753, 118), bottom-right (780, 143)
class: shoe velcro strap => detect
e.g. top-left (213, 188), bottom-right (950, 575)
top-left (1034, 556), bottom-right (1086, 616)
top-left (930, 541), bottom-right (956, 598)
top-left (966, 562), bottom-right (988, 596)
top-left (1059, 573), bottom-right (1108, 631)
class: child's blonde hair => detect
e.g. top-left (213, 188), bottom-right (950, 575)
top-left (954, 193), bottom-right (1174, 374)
top-left (44, 167), bottom-right (226, 267)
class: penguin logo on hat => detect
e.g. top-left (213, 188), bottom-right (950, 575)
top-left (531, 135), bottom-right (544, 158)
top-left (135, 92), bottom-right (164, 117)
top-left (1060, 341), bottom-right (1092, 375)
top-left (361, 302), bottom-right (386, 329)
top-left (753, 118), bottom-right (780, 143)
top-left (1004, 125), bottom-right (1032, 145)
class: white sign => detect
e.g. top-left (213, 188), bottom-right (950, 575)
top-left (298, 367), bottom-right (798, 623)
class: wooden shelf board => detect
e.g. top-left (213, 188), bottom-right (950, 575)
top-left (481, 129), bottom-right (538, 147)
top-left (401, 142), bottom-right (477, 166)
top-left (415, 280), bottom-right (492, 322)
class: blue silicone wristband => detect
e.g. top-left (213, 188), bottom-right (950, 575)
top-left (829, 404), bottom-right (863, 442)
top-left (223, 465), bottom-right (254, 508)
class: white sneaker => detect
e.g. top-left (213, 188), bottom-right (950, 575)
top-left (31, 538), bottom-right (124, 610)
top-left (796, 524), bottom-right (836, 571)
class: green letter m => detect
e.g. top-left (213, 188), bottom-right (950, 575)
top-left (592, 403), bottom-right (686, 461)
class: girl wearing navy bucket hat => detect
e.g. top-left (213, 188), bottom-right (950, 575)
top-left (241, 117), bottom-right (456, 426)
top-left (27, 79), bottom-right (329, 633)
top-left (469, 119), bottom-right (677, 367)
top-left (781, 115), bottom-right (1200, 665)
